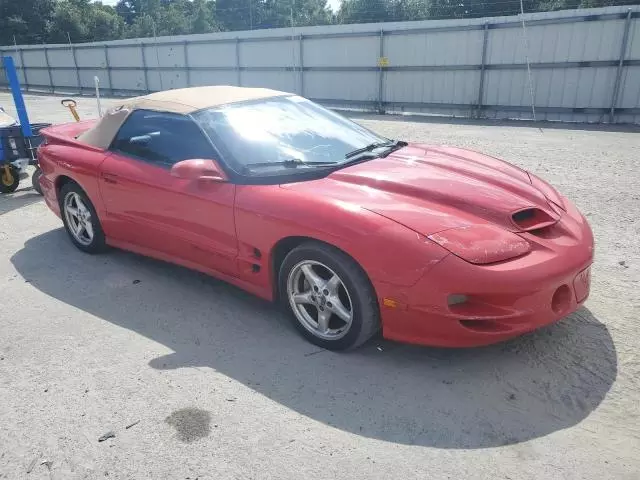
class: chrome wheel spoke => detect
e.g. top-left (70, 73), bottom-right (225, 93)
top-left (66, 206), bottom-right (79, 217)
top-left (328, 297), bottom-right (351, 323)
top-left (325, 274), bottom-right (341, 296)
top-left (292, 291), bottom-right (313, 305)
top-left (317, 309), bottom-right (331, 334)
top-left (301, 264), bottom-right (323, 290)
top-left (83, 220), bottom-right (94, 239)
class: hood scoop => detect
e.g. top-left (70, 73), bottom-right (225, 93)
top-left (511, 207), bottom-right (559, 232)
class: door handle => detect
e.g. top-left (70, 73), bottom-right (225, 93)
top-left (101, 173), bottom-right (118, 184)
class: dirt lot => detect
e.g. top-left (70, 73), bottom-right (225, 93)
top-left (1, 93), bottom-right (639, 479)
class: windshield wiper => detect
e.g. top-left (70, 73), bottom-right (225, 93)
top-left (243, 158), bottom-right (338, 171)
top-left (344, 140), bottom-right (407, 159)
top-left (345, 142), bottom-right (392, 159)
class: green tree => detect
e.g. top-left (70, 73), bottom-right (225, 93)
top-left (191, 0), bottom-right (220, 33)
top-left (47, 0), bottom-right (125, 43)
top-left (337, 0), bottom-right (390, 24)
top-left (0, 0), bottom-right (55, 44)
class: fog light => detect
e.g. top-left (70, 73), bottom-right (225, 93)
top-left (448, 294), bottom-right (468, 306)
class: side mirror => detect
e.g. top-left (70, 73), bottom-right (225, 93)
top-left (170, 159), bottom-right (228, 182)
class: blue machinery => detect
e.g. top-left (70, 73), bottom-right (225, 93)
top-left (1, 55), bottom-right (49, 194)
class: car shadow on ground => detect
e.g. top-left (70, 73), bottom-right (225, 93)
top-left (11, 229), bottom-right (617, 449)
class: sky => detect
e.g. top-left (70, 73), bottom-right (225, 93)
top-left (101, 0), bottom-right (342, 11)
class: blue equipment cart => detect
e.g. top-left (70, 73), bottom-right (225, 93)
top-left (1, 56), bottom-right (50, 194)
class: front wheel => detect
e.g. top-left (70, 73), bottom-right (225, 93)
top-left (279, 242), bottom-right (380, 351)
top-left (0, 165), bottom-right (20, 194)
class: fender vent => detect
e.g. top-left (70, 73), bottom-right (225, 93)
top-left (512, 208), bottom-right (557, 232)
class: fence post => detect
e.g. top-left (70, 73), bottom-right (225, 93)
top-left (609, 9), bottom-right (632, 124)
top-left (235, 38), bottom-right (241, 86)
top-left (70, 45), bottom-right (81, 94)
top-left (476, 22), bottom-right (489, 119)
top-left (104, 45), bottom-right (113, 95)
top-left (183, 41), bottom-right (190, 87)
top-left (299, 34), bottom-right (304, 96)
top-left (377, 29), bottom-right (385, 114)
top-left (43, 46), bottom-right (53, 93)
top-left (17, 48), bottom-right (29, 91)
top-left (140, 43), bottom-right (150, 93)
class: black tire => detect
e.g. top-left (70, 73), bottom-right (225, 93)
top-left (31, 168), bottom-right (43, 195)
top-left (59, 182), bottom-right (107, 254)
top-left (0, 166), bottom-right (20, 194)
top-left (279, 241), bottom-right (380, 351)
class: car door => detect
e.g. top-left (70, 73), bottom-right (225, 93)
top-left (98, 109), bottom-right (238, 276)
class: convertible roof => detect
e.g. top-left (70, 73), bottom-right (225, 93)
top-left (77, 86), bottom-right (288, 149)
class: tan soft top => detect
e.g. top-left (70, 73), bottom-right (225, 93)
top-left (78, 85), bottom-right (288, 149)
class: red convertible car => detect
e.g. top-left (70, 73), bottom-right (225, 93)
top-left (38, 86), bottom-right (594, 350)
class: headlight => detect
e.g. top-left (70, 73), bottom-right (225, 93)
top-left (428, 225), bottom-right (530, 264)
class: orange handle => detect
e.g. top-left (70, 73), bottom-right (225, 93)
top-left (61, 99), bottom-right (80, 122)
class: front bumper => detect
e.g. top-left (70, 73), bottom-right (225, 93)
top-left (377, 199), bottom-right (594, 347)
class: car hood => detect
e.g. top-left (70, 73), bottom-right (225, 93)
top-left (281, 144), bottom-right (559, 235)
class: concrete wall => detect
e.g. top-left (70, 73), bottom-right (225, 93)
top-left (2, 6), bottom-right (639, 124)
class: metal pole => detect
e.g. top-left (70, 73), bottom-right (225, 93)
top-left (609, 9), bottom-right (632, 124)
top-left (153, 21), bottom-right (164, 91)
top-left (43, 46), bottom-right (53, 93)
top-left (16, 47), bottom-right (29, 92)
top-left (476, 22), bottom-right (489, 119)
top-left (104, 45), bottom-right (113, 95)
top-left (299, 34), bottom-right (304, 96)
top-left (94, 76), bottom-right (103, 117)
top-left (70, 46), bottom-right (81, 94)
top-left (235, 38), bottom-right (241, 86)
top-left (378, 29), bottom-right (385, 114)
top-left (183, 41), bottom-right (190, 87)
top-left (12, 36), bottom-right (23, 89)
top-left (141, 43), bottom-right (150, 93)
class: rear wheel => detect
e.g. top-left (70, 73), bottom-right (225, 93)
top-left (279, 242), bottom-right (380, 350)
top-left (60, 183), bottom-right (107, 253)
top-left (31, 168), bottom-right (43, 195)
top-left (0, 166), bottom-right (20, 194)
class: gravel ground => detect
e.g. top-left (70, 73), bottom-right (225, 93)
top-left (0, 93), bottom-right (639, 479)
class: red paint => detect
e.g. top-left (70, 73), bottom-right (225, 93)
top-left (37, 124), bottom-right (594, 348)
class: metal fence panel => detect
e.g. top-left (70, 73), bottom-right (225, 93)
top-left (188, 43), bottom-right (237, 67)
top-left (241, 70), bottom-right (298, 92)
top-left (385, 29), bottom-right (484, 66)
top-left (305, 71), bottom-right (378, 101)
top-left (303, 37), bottom-right (378, 67)
top-left (385, 70), bottom-right (479, 104)
top-left (240, 39), bottom-right (299, 67)
top-left (50, 69), bottom-right (78, 88)
top-left (75, 48), bottom-right (106, 68)
top-left (189, 70), bottom-right (238, 87)
top-left (107, 46), bottom-right (144, 68)
top-left (1, 5), bottom-right (639, 124)
top-left (110, 69), bottom-right (147, 91)
top-left (46, 48), bottom-right (75, 68)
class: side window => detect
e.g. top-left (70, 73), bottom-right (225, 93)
top-left (110, 110), bottom-right (215, 168)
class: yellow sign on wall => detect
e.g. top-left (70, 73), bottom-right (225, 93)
top-left (377, 57), bottom-right (390, 67)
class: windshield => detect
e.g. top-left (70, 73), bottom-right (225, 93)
top-left (193, 96), bottom-right (389, 176)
